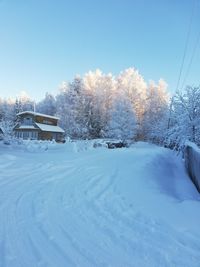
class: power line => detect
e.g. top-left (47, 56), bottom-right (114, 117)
top-left (180, 3), bottom-right (200, 90)
top-left (175, 0), bottom-right (196, 92)
top-left (168, 1), bottom-right (197, 129)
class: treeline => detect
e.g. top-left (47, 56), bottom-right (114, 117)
top-left (0, 68), bottom-right (200, 150)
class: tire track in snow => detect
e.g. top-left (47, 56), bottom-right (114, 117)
top-left (0, 161), bottom-right (80, 266)
top-left (1, 147), bottom-right (200, 267)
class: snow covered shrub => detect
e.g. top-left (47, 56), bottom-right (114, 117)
top-left (0, 120), bottom-right (15, 145)
top-left (93, 139), bottom-right (108, 148)
top-left (19, 140), bottom-right (58, 152)
top-left (71, 139), bottom-right (97, 152)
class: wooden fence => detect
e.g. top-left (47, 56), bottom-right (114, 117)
top-left (184, 142), bottom-right (200, 193)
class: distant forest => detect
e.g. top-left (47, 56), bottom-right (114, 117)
top-left (1, 68), bottom-right (200, 150)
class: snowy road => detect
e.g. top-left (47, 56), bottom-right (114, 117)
top-left (0, 142), bottom-right (200, 267)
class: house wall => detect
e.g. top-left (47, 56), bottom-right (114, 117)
top-left (20, 114), bottom-right (34, 125)
top-left (38, 131), bottom-right (52, 140)
top-left (35, 116), bottom-right (57, 126)
top-left (38, 131), bottom-right (63, 142)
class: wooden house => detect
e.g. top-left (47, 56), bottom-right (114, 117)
top-left (14, 111), bottom-right (65, 142)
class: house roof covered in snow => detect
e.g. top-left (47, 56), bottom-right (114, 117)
top-left (35, 123), bottom-right (65, 133)
top-left (18, 125), bottom-right (38, 130)
top-left (16, 111), bottom-right (60, 120)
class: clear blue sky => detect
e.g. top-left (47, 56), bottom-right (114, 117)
top-left (0, 0), bottom-right (199, 101)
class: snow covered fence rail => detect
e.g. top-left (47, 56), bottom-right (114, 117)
top-left (184, 142), bottom-right (200, 193)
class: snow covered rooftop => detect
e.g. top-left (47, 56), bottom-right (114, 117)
top-left (35, 123), bottom-right (65, 133)
top-left (18, 125), bottom-right (38, 130)
top-left (17, 111), bottom-right (60, 120)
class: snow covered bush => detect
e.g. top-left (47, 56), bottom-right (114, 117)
top-left (0, 119), bottom-right (15, 145)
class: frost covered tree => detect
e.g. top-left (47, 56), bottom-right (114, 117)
top-left (1, 67), bottom-right (185, 144)
top-left (167, 86), bottom-right (200, 148)
top-left (14, 98), bottom-right (23, 114)
top-left (116, 68), bottom-right (147, 128)
top-left (56, 76), bottom-right (90, 138)
top-left (56, 80), bottom-right (76, 137)
top-left (13, 99), bottom-right (23, 123)
top-left (37, 93), bottom-right (56, 115)
top-left (106, 90), bottom-right (136, 140)
top-left (17, 91), bottom-right (34, 111)
top-left (142, 79), bottom-right (169, 143)
top-left (0, 93), bottom-right (36, 141)
top-left (0, 119), bottom-right (15, 141)
top-left (0, 98), bottom-right (5, 122)
top-left (84, 69), bottom-right (115, 138)
top-left (70, 76), bottom-right (91, 139)
top-left (0, 98), bottom-right (16, 140)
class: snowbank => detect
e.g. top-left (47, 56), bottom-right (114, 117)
top-left (0, 138), bottom-right (133, 155)
top-left (0, 139), bottom-right (73, 153)
top-left (0, 139), bottom-right (108, 154)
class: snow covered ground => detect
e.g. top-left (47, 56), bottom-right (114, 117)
top-left (0, 141), bottom-right (200, 267)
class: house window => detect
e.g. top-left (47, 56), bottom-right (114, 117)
top-left (16, 131), bottom-right (23, 138)
top-left (43, 120), bottom-right (53, 125)
top-left (52, 133), bottom-right (57, 140)
top-left (31, 132), bottom-right (38, 139)
top-left (16, 131), bottom-right (38, 140)
top-left (23, 117), bottom-right (32, 125)
top-left (23, 132), bottom-right (29, 139)
top-left (24, 131), bottom-right (38, 139)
